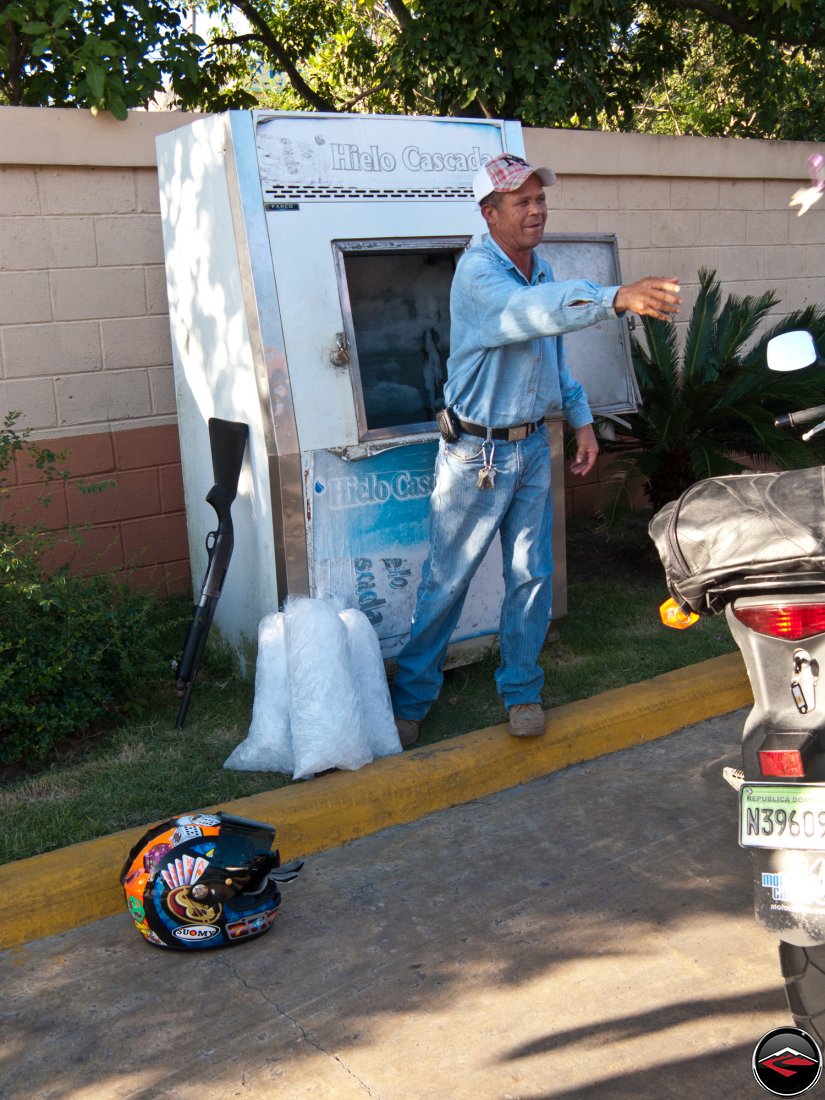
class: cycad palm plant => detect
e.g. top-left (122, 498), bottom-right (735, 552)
top-left (601, 268), bottom-right (825, 522)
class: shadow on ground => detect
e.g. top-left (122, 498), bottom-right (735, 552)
top-left (0, 712), bottom-right (785, 1099)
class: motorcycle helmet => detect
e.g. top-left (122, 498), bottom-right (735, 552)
top-left (120, 811), bottom-right (302, 949)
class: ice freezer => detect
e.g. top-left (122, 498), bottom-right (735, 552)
top-left (156, 111), bottom-right (638, 669)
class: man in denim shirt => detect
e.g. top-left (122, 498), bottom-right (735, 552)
top-left (391, 153), bottom-right (681, 745)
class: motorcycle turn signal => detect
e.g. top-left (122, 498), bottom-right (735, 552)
top-left (659, 597), bottom-right (699, 630)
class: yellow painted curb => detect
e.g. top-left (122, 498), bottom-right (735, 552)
top-left (0, 653), bottom-right (751, 951)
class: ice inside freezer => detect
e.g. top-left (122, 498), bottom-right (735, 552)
top-left (336, 243), bottom-right (462, 433)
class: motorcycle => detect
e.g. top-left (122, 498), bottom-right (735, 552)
top-left (650, 328), bottom-right (825, 1045)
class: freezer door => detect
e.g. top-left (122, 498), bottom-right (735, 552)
top-left (535, 234), bottom-right (640, 418)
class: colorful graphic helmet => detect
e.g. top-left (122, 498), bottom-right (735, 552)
top-left (120, 811), bottom-right (302, 949)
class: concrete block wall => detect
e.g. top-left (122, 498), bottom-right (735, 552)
top-left (8, 422), bottom-right (189, 591)
top-left (0, 108), bottom-right (202, 596)
top-left (1, 108), bottom-right (824, 594)
top-left (523, 128), bottom-right (825, 517)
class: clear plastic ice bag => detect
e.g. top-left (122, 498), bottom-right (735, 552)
top-left (223, 612), bottom-right (294, 775)
top-left (339, 607), bottom-right (401, 758)
top-left (285, 598), bottom-right (372, 779)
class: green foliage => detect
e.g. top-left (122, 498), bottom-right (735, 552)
top-left (631, 10), bottom-right (825, 139)
top-left (600, 270), bottom-right (825, 523)
top-left (189, 0), bottom-right (407, 114)
top-left (0, 0), bottom-right (204, 117)
top-left (384, 0), bottom-right (640, 126)
top-left (172, 0), bottom-right (825, 140)
top-left (0, 412), bottom-right (170, 765)
top-left (5, 0), bottom-right (825, 135)
top-left (180, 0), bottom-right (647, 125)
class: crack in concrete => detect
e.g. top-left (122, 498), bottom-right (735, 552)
top-left (220, 956), bottom-right (381, 1097)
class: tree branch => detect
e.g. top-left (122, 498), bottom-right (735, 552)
top-left (230, 0), bottom-right (339, 112)
top-left (662, 0), bottom-right (825, 48)
top-left (208, 32), bottom-right (260, 49)
top-left (341, 79), bottom-right (393, 110)
top-left (2, 19), bottom-right (26, 105)
top-left (385, 0), bottom-right (413, 31)
top-left (661, 0), bottom-right (758, 35)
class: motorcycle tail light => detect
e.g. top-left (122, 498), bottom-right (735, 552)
top-left (759, 749), bottom-right (807, 777)
top-left (733, 603), bottom-right (825, 641)
top-left (758, 733), bottom-right (815, 778)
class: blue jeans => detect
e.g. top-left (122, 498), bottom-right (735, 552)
top-left (391, 424), bottom-right (553, 720)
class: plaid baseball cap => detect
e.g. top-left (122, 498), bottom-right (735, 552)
top-left (472, 153), bottom-right (556, 203)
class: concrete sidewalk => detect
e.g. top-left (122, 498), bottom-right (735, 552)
top-left (1, 706), bottom-right (787, 1099)
top-left (0, 653), bottom-right (751, 950)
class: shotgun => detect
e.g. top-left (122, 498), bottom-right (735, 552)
top-left (174, 417), bottom-right (249, 729)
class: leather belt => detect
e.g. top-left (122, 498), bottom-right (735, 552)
top-left (457, 418), bottom-right (544, 442)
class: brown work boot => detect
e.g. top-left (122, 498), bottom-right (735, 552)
top-left (395, 717), bottom-right (421, 747)
top-left (507, 703), bottom-right (546, 737)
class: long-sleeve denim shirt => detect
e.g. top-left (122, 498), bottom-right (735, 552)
top-left (443, 234), bottom-right (621, 430)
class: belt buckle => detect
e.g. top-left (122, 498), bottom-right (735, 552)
top-left (508, 424), bottom-right (528, 441)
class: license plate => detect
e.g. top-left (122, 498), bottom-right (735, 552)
top-left (740, 784), bottom-right (825, 850)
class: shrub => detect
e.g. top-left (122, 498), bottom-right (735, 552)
top-left (0, 412), bottom-right (170, 766)
top-left (599, 268), bottom-right (825, 523)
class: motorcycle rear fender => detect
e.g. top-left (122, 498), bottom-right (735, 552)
top-left (726, 598), bottom-right (825, 943)
top-left (725, 600), bottom-right (825, 781)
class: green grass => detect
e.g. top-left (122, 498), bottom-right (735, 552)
top-left (0, 512), bottom-right (735, 865)
top-left (419, 512), bottom-right (735, 740)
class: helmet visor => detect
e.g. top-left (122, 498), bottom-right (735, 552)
top-left (200, 813), bottom-right (278, 899)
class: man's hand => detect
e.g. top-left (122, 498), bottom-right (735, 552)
top-left (570, 423), bottom-right (599, 478)
top-left (614, 277), bottom-right (681, 321)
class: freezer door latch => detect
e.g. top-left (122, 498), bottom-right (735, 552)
top-left (330, 332), bottom-right (350, 368)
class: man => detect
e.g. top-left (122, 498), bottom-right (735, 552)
top-left (390, 152), bottom-right (681, 746)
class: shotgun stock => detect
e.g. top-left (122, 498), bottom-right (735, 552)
top-left (174, 417), bottom-right (249, 729)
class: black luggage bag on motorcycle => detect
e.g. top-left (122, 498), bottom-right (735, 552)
top-left (649, 466), bottom-right (825, 616)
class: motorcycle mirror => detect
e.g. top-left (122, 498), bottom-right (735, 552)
top-left (767, 330), bottom-right (819, 372)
